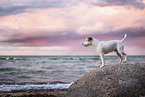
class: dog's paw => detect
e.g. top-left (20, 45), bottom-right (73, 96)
top-left (123, 61), bottom-right (126, 63)
top-left (100, 65), bottom-right (105, 68)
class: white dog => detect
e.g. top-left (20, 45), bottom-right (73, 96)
top-left (82, 34), bottom-right (127, 68)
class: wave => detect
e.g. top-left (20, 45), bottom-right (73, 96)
top-left (0, 82), bottom-right (73, 91)
top-left (0, 57), bottom-right (10, 60)
top-left (0, 56), bottom-right (99, 61)
top-left (0, 57), bottom-right (27, 60)
top-left (0, 67), bottom-right (16, 71)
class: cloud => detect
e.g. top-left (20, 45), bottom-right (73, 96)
top-left (77, 22), bottom-right (110, 35)
top-left (0, 0), bottom-right (145, 55)
top-left (75, 4), bottom-right (145, 35)
top-left (1, 0), bottom-right (144, 17)
top-left (0, 0), bottom-right (78, 9)
top-left (90, 0), bottom-right (145, 9)
top-left (0, 30), bottom-right (81, 47)
top-left (25, 0), bottom-right (70, 8)
top-left (76, 23), bottom-right (116, 36)
top-left (0, 3), bottom-right (145, 46)
top-left (0, 9), bottom-right (70, 37)
top-left (0, 46), bottom-right (70, 55)
top-left (0, 0), bottom-right (76, 16)
top-left (0, 6), bottom-right (27, 16)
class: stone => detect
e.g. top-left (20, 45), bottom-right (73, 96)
top-left (67, 63), bottom-right (145, 97)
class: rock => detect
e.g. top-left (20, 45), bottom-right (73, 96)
top-left (67, 63), bottom-right (145, 97)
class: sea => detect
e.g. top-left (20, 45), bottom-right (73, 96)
top-left (0, 55), bottom-right (145, 91)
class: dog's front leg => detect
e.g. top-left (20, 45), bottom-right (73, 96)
top-left (100, 54), bottom-right (105, 68)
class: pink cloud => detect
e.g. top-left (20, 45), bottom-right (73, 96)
top-left (0, 3), bottom-right (145, 37)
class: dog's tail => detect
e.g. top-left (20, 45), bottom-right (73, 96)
top-left (121, 34), bottom-right (127, 42)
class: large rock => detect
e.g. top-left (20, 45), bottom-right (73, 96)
top-left (67, 63), bottom-right (145, 97)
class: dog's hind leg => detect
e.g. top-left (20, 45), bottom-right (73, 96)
top-left (121, 52), bottom-right (127, 63)
top-left (117, 43), bottom-right (127, 63)
top-left (116, 51), bottom-right (123, 64)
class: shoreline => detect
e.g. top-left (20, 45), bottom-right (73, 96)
top-left (0, 89), bottom-right (68, 97)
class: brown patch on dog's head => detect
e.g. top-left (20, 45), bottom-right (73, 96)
top-left (88, 37), bottom-right (92, 41)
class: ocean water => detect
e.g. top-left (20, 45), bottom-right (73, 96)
top-left (0, 55), bottom-right (145, 91)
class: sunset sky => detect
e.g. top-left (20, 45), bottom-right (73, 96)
top-left (0, 0), bottom-right (145, 55)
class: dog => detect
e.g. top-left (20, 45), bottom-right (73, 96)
top-left (82, 34), bottom-right (127, 68)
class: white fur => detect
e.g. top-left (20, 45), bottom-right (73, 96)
top-left (82, 34), bottom-right (127, 68)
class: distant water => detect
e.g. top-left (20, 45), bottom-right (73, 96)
top-left (0, 55), bottom-right (145, 91)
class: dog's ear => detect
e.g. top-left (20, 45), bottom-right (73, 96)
top-left (88, 37), bottom-right (92, 41)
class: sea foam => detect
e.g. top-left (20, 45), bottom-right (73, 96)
top-left (0, 82), bottom-right (73, 91)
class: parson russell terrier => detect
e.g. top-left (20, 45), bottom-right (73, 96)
top-left (82, 34), bottom-right (127, 68)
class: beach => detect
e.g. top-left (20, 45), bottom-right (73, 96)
top-left (0, 89), bottom-right (68, 97)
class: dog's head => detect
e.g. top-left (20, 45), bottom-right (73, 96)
top-left (82, 37), bottom-right (93, 47)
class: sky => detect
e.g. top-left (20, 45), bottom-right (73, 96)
top-left (0, 0), bottom-right (145, 55)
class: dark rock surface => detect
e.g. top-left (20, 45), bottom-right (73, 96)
top-left (67, 63), bottom-right (145, 97)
